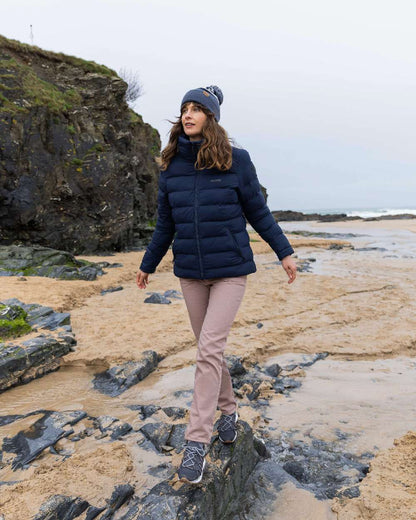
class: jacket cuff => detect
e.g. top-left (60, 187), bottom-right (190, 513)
top-left (276, 246), bottom-right (294, 261)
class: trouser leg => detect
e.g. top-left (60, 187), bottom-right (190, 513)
top-left (180, 276), bottom-right (247, 444)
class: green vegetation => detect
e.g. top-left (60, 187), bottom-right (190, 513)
top-left (71, 157), bottom-right (83, 166)
top-left (128, 108), bottom-right (143, 123)
top-left (0, 304), bottom-right (32, 341)
top-left (0, 57), bottom-right (82, 115)
top-left (0, 34), bottom-right (117, 77)
top-left (150, 143), bottom-right (160, 157)
top-left (0, 33), bottom-right (118, 115)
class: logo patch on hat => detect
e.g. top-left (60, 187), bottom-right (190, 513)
top-left (203, 91), bottom-right (210, 97)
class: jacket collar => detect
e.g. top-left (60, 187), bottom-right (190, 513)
top-left (177, 133), bottom-right (203, 160)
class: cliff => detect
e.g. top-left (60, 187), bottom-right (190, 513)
top-left (0, 34), bottom-right (160, 254)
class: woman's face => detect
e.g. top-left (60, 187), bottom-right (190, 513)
top-left (181, 102), bottom-right (207, 141)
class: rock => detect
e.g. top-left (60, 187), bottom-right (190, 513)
top-left (227, 355), bottom-right (247, 377)
top-left (271, 210), bottom-right (354, 222)
top-left (163, 290), bottom-right (183, 299)
top-left (101, 286), bottom-right (123, 295)
top-left (234, 461), bottom-right (300, 519)
top-left (0, 334), bottom-right (76, 392)
top-left (0, 299), bottom-right (76, 392)
top-left (269, 433), bottom-right (373, 500)
top-left (283, 461), bottom-right (306, 481)
top-left (99, 484), bottom-right (135, 519)
top-left (93, 350), bottom-right (159, 396)
top-left (33, 494), bottom-right (90, 520)
top-left (95, 262), bottom-right (123, 269)
top-left (265, 363), bottom-right (282, 377)
top-left (129, 404), bottom-right (162, 420)
top-left (139, 422), bottom-right (173, 452)
top-left (0, 245), bottom-right (104, 279)
top-left (144, 293), bottom-right (171, 304)
top-left (92, 415), bottom-right (132, 440)
top-left (32, 483), bottom-right (134, 520)
top-left (131, 420), bottom-right (260, 519)
top-left (2, 410), bottom-right (86, 469)
top-left (162, 406), bottom-right (187, 420)
top-left (0, 34), bottom-right (160, 254)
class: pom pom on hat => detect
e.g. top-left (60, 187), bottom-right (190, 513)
top-left (204, 85), bottom-right (223, 105)
top-left (181, 85), bottom-right (223, 122)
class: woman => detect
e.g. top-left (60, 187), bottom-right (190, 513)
top-left (136, 85), bottom-right (296, 484)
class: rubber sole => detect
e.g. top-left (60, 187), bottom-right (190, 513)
top-left (218, 411), bottom-right (239, 444)
top-left (179, 458), bottom-right (206, 484)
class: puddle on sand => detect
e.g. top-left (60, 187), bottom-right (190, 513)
top-left (266, 481), bottom-right (336, 520)
top-left (0, 362), bottom-right (197, 443)
top-left (266, 355), bottom-right (416, 454)
top-left (258, 354), bottom-right (416, 518)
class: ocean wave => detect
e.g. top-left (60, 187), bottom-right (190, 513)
top-left (346, 209), bottom-right (416, 218)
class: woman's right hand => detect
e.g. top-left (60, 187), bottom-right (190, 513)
top-left (136, 269), bottom-right (150, 289)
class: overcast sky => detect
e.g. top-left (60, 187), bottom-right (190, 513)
top-left (1, 0), bottom-right (415, 211)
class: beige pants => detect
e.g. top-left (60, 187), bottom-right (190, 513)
top-left (179, 275), bottom-right (248, 444)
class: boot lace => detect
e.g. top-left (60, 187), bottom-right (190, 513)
top-left (181, 444), bottom-right (205, 469)
top-left (218, 412), bottom-right (236, 432)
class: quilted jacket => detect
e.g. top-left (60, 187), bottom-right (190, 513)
top-left (139, 133), bottom-right (294, 279)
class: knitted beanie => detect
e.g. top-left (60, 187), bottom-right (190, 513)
top-left (181, 85), bottom-right (223, 122)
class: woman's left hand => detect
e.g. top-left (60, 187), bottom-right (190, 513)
top-left (281, 255), bottom-right (297, 284)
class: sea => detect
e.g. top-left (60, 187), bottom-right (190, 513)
top-left (294, 207), bottom-right (416, 218)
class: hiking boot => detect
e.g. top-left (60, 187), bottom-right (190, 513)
top-left (217, 410), bottom-right (238, 443)
top-left (177, 440), bottom-right (206, 484)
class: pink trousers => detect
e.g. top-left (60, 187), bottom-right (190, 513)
top-left (179, 275), bottom-right (248, 444)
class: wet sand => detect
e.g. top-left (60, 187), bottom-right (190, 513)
top-left (0, 219), bottom-right (415, 518)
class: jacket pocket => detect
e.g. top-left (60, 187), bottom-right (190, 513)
top-left (225, 228), bottom-right (245, 259)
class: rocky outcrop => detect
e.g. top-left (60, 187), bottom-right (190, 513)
top-left (271, 210), bottom-right (351, 222)
top-left (0, 298), bottom-right (76, 392)
top-left (0, 34), bottom-right (160, 254)
top-left (93, 350), bottom-right (161, 397)
top-left (271, 210), bottom-right (416, 222)
top-left (0, 244), bottom-right (109, 279)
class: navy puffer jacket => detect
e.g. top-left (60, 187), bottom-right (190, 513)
top-left (139, 134), bottom-right (294, 279)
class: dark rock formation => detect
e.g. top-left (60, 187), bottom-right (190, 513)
top-left (31, 485), bottom-right (135, 520)
top-left (0, 298), bottom-right (76, 392)
top-left (144, 293), bottom-right (171, 304)
top-left (92, 350), bottom-right (160, 396)
top-left (2, 410), bottom-right (86, 469)
top-left (0, 34), bottom-right (160, 254)
top-left (133, 420), bottom-right (262, 519)
top-left (271, 210), bottom-right (416, 222)
top-left (101, 285), bottom-right (123, 295)
top-left (228, 353), bottom-right (328, 403)
top-left (271, 210), bottom-right (351, 222)
top-left (92, 415), bottom-right (132, 440)
top-left (269, 433), bottom-right (372, 500)
top-left (0, 245), bottom-right (105, 279)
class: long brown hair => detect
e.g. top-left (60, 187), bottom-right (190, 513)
top-left (160, 102), bottom-right (233, 171)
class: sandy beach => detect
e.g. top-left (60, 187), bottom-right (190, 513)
top-left (0, 219), bottom-right (415, 519)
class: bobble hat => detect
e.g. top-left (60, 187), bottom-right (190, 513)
top-left (181, 85), bottom-right (223, 122)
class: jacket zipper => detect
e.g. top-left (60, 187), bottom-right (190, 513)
top-left (194, 166), bottom-right (204, 278)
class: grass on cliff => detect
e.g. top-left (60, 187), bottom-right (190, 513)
top-left (0, 56), bottom-right (82, 114)
top-left (0, 34), bottom-right (117, 77)
top-left (0, 33), bottom-right (117, 115)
